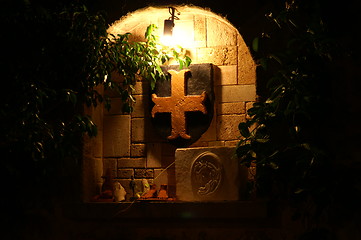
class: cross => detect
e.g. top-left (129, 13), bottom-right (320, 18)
top-left (151, 69), bottom-right (207, 140)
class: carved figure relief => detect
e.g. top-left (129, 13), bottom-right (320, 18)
top-left (191, 152), bottom-right (223, 198)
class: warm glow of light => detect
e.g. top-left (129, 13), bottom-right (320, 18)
top-left (161, 21), bottom-right (194, 48)
top-left (160, 34), bottom-right (174, 47)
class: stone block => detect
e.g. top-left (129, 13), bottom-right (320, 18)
top-left (134, 168), bottom-right (154, 179)
top-left (214, 65), bottom-right (237, 86)
top-left (131, 118), bottom-right (145, 143)
top-left (193, 15), bottom-right (206, 47)
top-left (217, 114), bottom-right (246, 141)
top-left (196, 47), bottom-right (237, 66)
top-left (117, 158), bottom-right (146, 168)
top-left (238, 47), bottom-right (256, 85)
top-left (175, 146), bottom-right (248, 201)
top-left (117, 168), bottom-right (134, 179)
top-left (217, 85), bottom-right (257, 103)
top-left (217, 102), bottom-right (246, 115)
top-left (206, 17), bottom-right (237, 47)
top-left (146, 143), bottom-right (162, 168)
top-left (131, 143), bottom-right (146, 157)
top-left (134, 80), bottom-right (148, 95)
top-left (131, 95), bottom-right (149, 118)
top-left (103, 115), bottom-right (130, 157)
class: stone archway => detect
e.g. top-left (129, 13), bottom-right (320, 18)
top-left (83, 5), bottom-right (256, 201)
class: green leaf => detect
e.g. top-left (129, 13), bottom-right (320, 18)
top-left (252, 37), bottom-right (259, 52)
top-left (236, 143), bottom-right (251, 157)
top-left (238, 122), bottom-right (251, 138)
top-left (185, 56), bottom-right (192, 67)
top-left (150, 79), bottom-right (156, 90)
top-left (179, 60), bottom-right (184, 70)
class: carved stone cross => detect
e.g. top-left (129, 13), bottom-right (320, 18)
top-left (151, 69), bottom-right (207, 140)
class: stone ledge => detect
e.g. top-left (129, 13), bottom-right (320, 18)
top-left (65, 201), bottom-right (277, 224)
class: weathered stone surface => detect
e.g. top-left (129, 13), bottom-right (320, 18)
top-left (217, 114), bottom-right (246, 140)
top-left (103, 115), bottom-right (130, 157)
top-left (131, 95), bottom-right (149, 118)
top-left (117, 168), bottom-right (134, 179)
top-left (238, 47), bottom-right (257, 85)
top-left (217, 85), bottom-right (257, 103)
top-left (196, 47), bottom-right (237, 65)
top-left (214, 65), bottom-right (237, 86)
top-left (217, 102), bottom-right (246, 115)
top-left (131, 118), bottom-right (145, 142)
top-left (193, 15), bottom-right (206, 47)
top-left (117, 158), bottom-right (146, 168)
top-left (131, 143), bottom-right (146, 157)
top-left (175, 146), bottom-right (248, 201)
top-left (206, 17), bottom-right (237, 47)
top-left (134, 168), bottom-right (154, 179)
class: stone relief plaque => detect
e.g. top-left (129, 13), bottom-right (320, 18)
top-left (191, 152), bottom-right (223, 199)
top-left (175, 146), bottom-right (248, 202)
top-left (151, 64), bottom-right (214, 147)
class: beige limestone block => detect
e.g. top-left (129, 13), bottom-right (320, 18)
top-left (196, 47), bottom-right (237, 66)
top-left (131, 95), bottom-right (150, 118)
top-left (131, 118), bottom-right (145, 143)
top-left (194, 15), bottom-right (207, 47)
top-left (131, 143), bottom-right (146, 157)
top-left (117, 157), bottom-right (146, 168)
top-left (217, 102), bottom-right (246, 115)
top-left (217, 114), bottom-right (246, 140)
top-left (117, 168), bottom-right (134, 179)
top-left (206, 17), bottom-right (237, 47)
top-left (238, 47), bottom-right (257, 85)
top-left (217, 85), bottom-right (257, 103)
top-left (103, 115), bottom-right (130, 157)
top-left (134, 168), bottom-right (154, 179)
top-left (214, 65), bottom-right (237, 86)
top-left (175, 146), bottom-right (248, 201)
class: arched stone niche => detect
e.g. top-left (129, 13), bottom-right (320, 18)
top-left (83, 5), bottom-right (256, 202)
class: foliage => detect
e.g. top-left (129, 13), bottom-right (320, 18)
top-left (236, 2), bottom-right (361, 235)
top-left (1, 1), bottom-right (190, 169)
top-left (236, 0), bottom-right (340, 207)
top-left (1, 1), bottom-right (191, 237)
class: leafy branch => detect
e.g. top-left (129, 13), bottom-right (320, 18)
top-left (236, 0), bottom-right (338, 199)
top-left (1, 2), bottom-right (191, 165)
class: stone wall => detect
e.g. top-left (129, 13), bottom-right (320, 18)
top-left (83, 5), bottom-right (257, 201)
